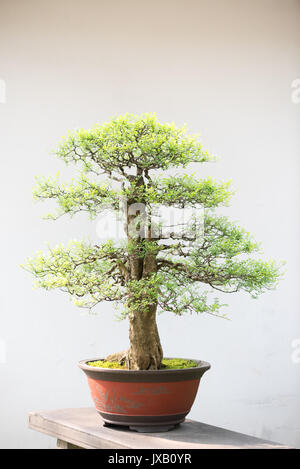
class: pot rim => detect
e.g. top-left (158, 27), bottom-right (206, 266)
top-left (78, 357), bottom-right (211, 376)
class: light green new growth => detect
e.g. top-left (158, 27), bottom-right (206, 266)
top-left (22, 113), bottom-right (282, 320)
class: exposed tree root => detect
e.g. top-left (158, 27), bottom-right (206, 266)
top-left (105, 350), bottom-right (130, 367)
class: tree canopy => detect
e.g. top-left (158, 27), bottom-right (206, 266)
top-left (23, 113), bottom-right (282, 320)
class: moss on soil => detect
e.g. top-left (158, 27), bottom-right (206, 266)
top-left (87, 358), bottom-right (198, 370)
top-left (88, 360), bottom-right (127, 369)
top-left (161, 358), bottom-right (198, 369)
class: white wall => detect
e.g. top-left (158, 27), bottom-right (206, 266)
top-left (0, 0), bottom-right (299, 448)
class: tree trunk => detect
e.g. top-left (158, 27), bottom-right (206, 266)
top-left (124, 175), bottom-right (163, 370)
top-left (128, 304), bottom-right (163, 370)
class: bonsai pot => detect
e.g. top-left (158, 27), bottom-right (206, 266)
top-left (78, 358), bottom-right (210, 432)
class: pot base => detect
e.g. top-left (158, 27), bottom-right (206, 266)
top-left (129, 425), bottom-right (177, 433)
top-left (100, 411), bottom-right (186, 432)
top-left (104, 421), bottom-right (177, 432)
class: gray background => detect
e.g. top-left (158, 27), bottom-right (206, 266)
top-left (0, 0), bottom-right (300, 448)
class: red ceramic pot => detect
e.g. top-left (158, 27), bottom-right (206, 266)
top-left (78, 358), bottom-right (210, 432)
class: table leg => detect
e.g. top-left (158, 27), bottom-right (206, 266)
top-left (56, 439), bottom-right (83, 449)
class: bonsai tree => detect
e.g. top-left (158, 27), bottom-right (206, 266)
top-left (23, 113), bottom-right (281, 370)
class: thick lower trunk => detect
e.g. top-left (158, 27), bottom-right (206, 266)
top-left (128, 304), bottom-right (163, 370)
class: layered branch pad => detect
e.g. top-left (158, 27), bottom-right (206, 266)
top-left (23, 113), bottom-right (282, 320)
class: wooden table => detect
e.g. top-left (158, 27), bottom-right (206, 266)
top-left (28, 407), bottom-right (290, 449)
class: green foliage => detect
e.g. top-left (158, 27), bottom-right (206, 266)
top-left (144, 175), bottom-right (233, 208)
top-left (158, 273), bottom-right (228, 318)
top-left (126, 274), bottom-right (162, 313)
top-left (22, 240), bottom-right (126, 308)
top-left (23, 113), bottom-right (282, 319)
top-left (55, 113), bottom-right (213, 176)
top-left (33, 172), bottom-right (119, 219)
top-left (156, 213), bottom-right (282, 315)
